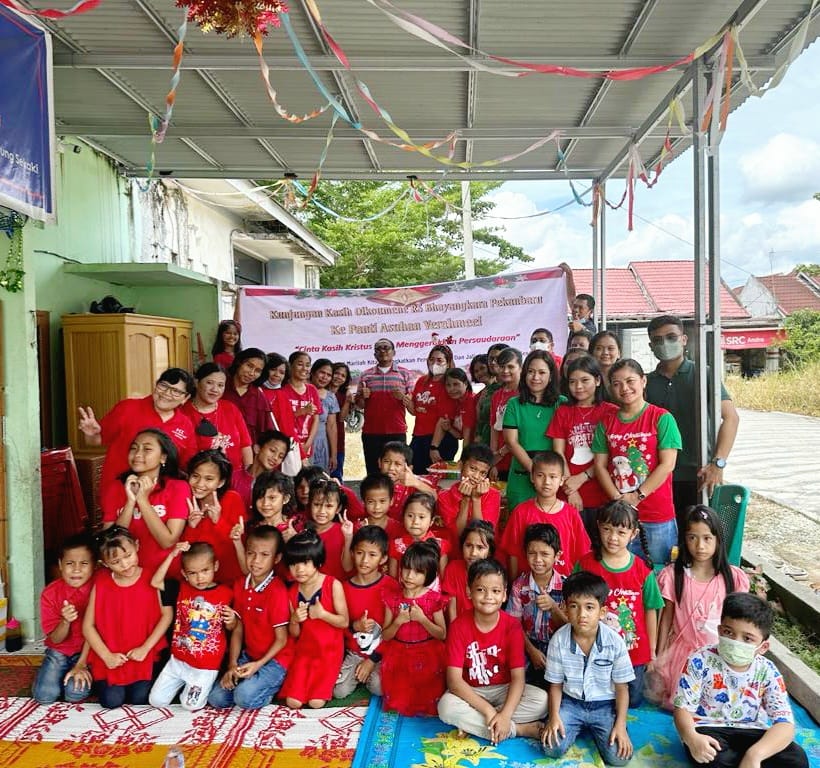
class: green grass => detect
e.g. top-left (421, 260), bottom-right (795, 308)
top-left (726, 362), bottom-right (820, 418)
top-left (773, 616), bottom-right (820, 676)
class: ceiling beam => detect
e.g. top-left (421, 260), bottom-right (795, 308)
top-left (51, 52), bottom-right (779, 72)
top-left (57, 125), bottom-right (688, 140)
top-left (598, 0), bottom-right (777, 182)
top-left (558, 0), bottom-right (663, 168)
top-left (296, 0), bottom-right (381, 172)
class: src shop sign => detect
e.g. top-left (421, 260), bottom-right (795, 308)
top-left (720, 328), bottom-right (784, 350)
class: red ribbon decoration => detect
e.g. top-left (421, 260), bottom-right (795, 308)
top-left (0, 0), bottom-right (100, 18)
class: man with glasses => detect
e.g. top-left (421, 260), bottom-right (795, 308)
top-left (645, 316), bottom-right (739, 518)
top-left (78, 368), bottom-right (198, 491)
top-left (355, 338), bottom-right (414, 475)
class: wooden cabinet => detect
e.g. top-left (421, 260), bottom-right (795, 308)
top-left (63, 313), bottom-right (193, 456)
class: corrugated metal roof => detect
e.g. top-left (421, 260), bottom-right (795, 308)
top-left (36, 0), bottom-right (820, 179)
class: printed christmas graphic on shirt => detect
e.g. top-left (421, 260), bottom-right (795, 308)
top-left (567, 421), bottom-right (595, 465)
top-left (604, 589), bottom-right (640, 650)
top-left (608, 433), bottom-right (653, 493)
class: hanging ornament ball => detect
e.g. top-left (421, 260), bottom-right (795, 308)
top-left (176, 0), bottom-right (288, 38)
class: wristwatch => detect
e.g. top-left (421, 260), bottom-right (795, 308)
top-left (636, 487), bottom-right (646, 501)
top-left (712, 457), bottom-right (727, 469)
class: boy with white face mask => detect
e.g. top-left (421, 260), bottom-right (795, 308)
top-left (673, 592), bottom-right (808, 768)
top-left (529, 328), bottom-right (563, 369)
top-left (645, 316), bottom-right (739, 518)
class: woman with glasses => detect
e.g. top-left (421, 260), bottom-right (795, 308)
top-left (181, 362), bottom-right (253, 472)
top-left (222, 348), bottom-right (272, 445)
top-left (78, 368), bottom-right (197, 492)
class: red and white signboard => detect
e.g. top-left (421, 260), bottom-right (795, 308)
top-left (720, 328), bottom-right (784, 350)
top-left (237, 268), bottom-right (569, 374)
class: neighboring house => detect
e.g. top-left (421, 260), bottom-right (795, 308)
top-left (737, 270), bottom-right (820, 318)
top-left (570, 259), bottom-right (784, 375)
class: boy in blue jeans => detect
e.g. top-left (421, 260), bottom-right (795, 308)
top-left (33, 533), bottom-right (96, 704)
top-left (542, 571), bottom-right (634, 766)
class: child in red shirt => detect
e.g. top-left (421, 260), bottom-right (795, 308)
top-left (343, 474), bottom-right (403, 573)
top-left (208, 525), bottom-right (294, 709)
top-left (149, 541), bottom-right (236, 710)
top-left (183, 450), bottom-right (247, 583)
top-left (438, 559), bottom-right (547, 743)
top-left (33, 533), bottom-right (96, 704)
top-left (378, 442), bottom-right (438, 520)
top-left (388, 492), bottom-right (450, 578)
top-left (500, 451), bottom-right (590, 580)
top-left (442, 520), bottom-right (495, 622)
top-left (334, 526), bottom-right (397, 698)
top-left (83, 527), bottom-right (173, 708)
top-left (231, 429), bottom-right (291, 511)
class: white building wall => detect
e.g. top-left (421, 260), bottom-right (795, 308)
top-left (738, 277), bottom-right (779, 317)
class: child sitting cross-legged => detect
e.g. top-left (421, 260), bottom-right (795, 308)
top-left (541, 570), bottom-right (635, 766)
top-left (673, 592), bottom-right (809, 768)
top-left (149, 541), bottom-right (236, 710)
top-left (438, 559), bottom-right (547, 744)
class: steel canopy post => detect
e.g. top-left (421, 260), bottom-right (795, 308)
top-left (707, 101), bottom-right (723, 470)
top-left (600, 183), bottom-right (607, 331)
top-left (592, 180), bottom-right (599, 333)
top-left (692, 61), bottom-right (710, 499)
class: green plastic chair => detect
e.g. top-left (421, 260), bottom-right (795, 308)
top-left (709, 484), bottom-right (750, 566)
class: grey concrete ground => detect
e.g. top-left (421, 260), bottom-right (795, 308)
top-left (725, 408), bottom-right (820, 524)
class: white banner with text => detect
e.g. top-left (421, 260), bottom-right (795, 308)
top-left (238, 267), bottom-right (568, 378)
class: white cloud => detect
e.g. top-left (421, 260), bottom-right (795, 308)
top-left (608, 214), bottom-right (692, 265)
top-left (737, 133), bottom-right (820, 203)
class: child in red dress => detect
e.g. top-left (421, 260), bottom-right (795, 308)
top-left (442, 520), bottom-right (495, 622)
top-left (280, 530), bottom-right (348, 709)
top-left (83, 527), bottom-right (172, 708)
top-left (183, 450), bottom-right (247, 583)
top-left (388, 492), bottom-right (450, 578)
top-left (100, 428), bottom-right (191, 573)
top-left (381, 541), bottom-right (448, 716)
top-left (334, 526), bottom-right (397, 698)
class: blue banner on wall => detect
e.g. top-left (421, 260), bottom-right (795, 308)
top-left (0, 6), bottom-right (55, 222)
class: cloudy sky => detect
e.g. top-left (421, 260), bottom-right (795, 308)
top-left (483, 41), bottom-right (820, 288)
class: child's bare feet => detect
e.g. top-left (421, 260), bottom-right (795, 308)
top-left (516, 721), bottom-right (542, 740)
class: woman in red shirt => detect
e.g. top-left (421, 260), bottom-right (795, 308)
top-left (490, 347), bottom-right (523, 480)
top-left (407, 344), bottom-right (454, 474)
top-left (182, 362), bottom-right (253, 472)
top-left (223, 348), bottom-right (271, 444)
top-left (280, 351), bottom-right (321, 460)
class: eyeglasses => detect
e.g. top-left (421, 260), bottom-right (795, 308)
top-left (155, 381), bottom-right (189, 399)
top-left (374, 344), bottom-right (393, 352)
top-left (195, 418), bottom-right (218, 437)
top-left (650, 333), bottom-right (681, 344)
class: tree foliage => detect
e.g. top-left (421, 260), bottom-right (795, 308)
top-left (781, 309), bottom-right (820, 367)
top-left (793, 263), bottom-right (820, 277)
top-left (299, 181), bottom-right (531, 288)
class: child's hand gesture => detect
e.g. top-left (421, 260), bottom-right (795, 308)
top-left (135, 475), bottom-right (155, 499)
top-left (535, 592), bottom-right (557, 612)
top-left (684, 732), bottom-right (721, 764)
top-left (340, 510), bottom-right (354, 539)
top-left (354, 657), bottom-right (375, 683)
top-left (219, 666), bottom-right (240, 690)
top-left (457, 478), bottom-right (474, 497)
top-left (293, 603), bottom-right (309, 623)
top-left (124, 474), bottom-right (141, 503)
top-left (221, 605), bottom-right (238, 630)
top-left (395, 603), bottom-right (412, 625)
top-left (283, 518), bottom-right (297, 542)
top-left (408, 603), bottom-right (425, 623)
top-left (126, 644), bottom-right (149, 663)
top-left (609, 722), bottom-right (633, 761)
top-left (474, 478), bottom-right (490, 497)
top-left (236, 659), bottom-right (262, 679)
top-left (174, 541), bottom-right (191, 556)
top-left (77, 406), bottom-right (101, 437)
top-left (229, 516), bottom-right (245, 541)
top-left (202, 493), bottom-right (221, 524)
top-left (353, 609), bottom-right (374, 634)
top-left (187, 497), bottom-right (204, 528)
top-left (104, 651), bottom-right (129, 669)
top-left (487, 711), bottom-right (513, 745)
top-left (61, 600), bottom-right (79, 623)
top-left (64, 663), bottom-right (93, 691)
top-left (308, 600), bottom-right (325, 620)
top-left (542, 715), bottom-right (565, 749)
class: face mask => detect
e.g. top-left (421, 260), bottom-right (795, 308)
top-left (262, 381), bottom-right (281, 390)
top-left (530, 341), bottom-right (550, 352)
top-left (717, 635), bottom-right (759, 667)
top-left (651, 339), bottom-right (684, 361)
top-left (430, 364), bottom-right (447, 376)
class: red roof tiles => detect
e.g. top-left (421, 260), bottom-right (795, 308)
top-left (572, 268), bottom-right (656, 315)
top-left (755, 272), bottom-right (820, 315)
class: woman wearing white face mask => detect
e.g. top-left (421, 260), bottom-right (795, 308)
top-left (407, 344), bottom-right (456, 474)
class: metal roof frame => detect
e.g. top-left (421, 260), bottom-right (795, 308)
top-left (32, 0), bottom-right (818, 182)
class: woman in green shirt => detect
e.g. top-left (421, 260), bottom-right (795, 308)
top-left (502, 350), bottom-right (566, 510)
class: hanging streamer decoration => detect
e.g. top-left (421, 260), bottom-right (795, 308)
top-left (0, 0), bottom-right (99, 17)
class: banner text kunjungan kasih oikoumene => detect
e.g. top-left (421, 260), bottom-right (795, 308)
top-left (237, 268), bottom-right (568, 378)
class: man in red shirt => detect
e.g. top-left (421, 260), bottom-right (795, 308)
top-left (78, 367), bottom-right (197, 491)
top-left (355, 338), bottom-right (414, 475)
